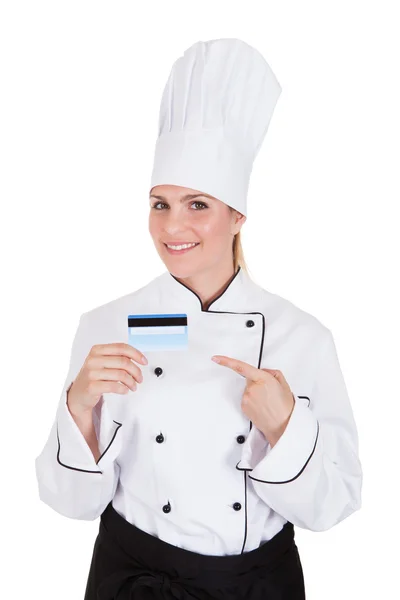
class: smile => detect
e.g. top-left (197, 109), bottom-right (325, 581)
top-left (164, 242), bottom-right (200, 255)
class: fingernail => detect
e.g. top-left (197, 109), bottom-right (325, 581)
top-left (211, 356), bottom-right (220, 363)
top-left (141, 356), bottom-right (148, 365)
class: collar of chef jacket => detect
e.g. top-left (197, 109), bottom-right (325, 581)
top-left (160, 265), bottom-right (260, 313)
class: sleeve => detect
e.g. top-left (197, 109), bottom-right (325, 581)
top-left (34, 311), bottom-right (123, 520)
top-left (236, 328), bottom-right (363, 531)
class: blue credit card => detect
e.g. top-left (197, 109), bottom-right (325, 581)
top-left (127, 313), bottom-right (188, 352)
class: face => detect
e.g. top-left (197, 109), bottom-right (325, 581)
top-left (148, 184), bottom-right (246, 278)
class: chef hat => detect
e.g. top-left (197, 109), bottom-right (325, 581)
top-left (149, 38), bottom-right (282, 217)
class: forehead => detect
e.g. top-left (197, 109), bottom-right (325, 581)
top-left (149, 184), bottom-right (217, 201)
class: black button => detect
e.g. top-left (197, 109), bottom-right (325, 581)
top-left (162, 502), bottom-right (171, 513)
top-left (236, 435), bottom-right (245, 444)
top-left (156, 434), bottom-right (164, 443)
top-left (154, 367), bottom-right (163, 377)
top-left (246, 320), bottom-right (255, 328)
top-left (233, 502), bottom-right (242, 511)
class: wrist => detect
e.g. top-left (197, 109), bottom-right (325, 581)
top-left (263, 404), bottom-right (294, 447)
top-left (67, 393), bottom-right (92, 419)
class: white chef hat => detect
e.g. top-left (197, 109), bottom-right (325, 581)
top-left (149, 38), bottom-right (282, 217)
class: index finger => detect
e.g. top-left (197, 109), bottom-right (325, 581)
top-left (212, 355), bottom-right (265, 383)
top-left (92, 342), bottom-right (148, 365)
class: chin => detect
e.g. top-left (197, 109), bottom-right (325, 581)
top-left (166, 265), bottom-right (195, 279)
top-left (163, 261), bottom-right (201, 279)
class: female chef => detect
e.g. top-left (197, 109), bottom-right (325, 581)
top-left (35, 38), bottom-right (363, 599)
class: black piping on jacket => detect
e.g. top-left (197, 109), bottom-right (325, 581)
top-left (244, 422), bottom-right (320, 484)
top-left (298, 395), bottom-right (311, 407)
top-left (56, 419), bottom-right (122, 474)
top-left (235, 389), bottom-right (319, 482)
top-left (171, 266), bottom-right (265, 554)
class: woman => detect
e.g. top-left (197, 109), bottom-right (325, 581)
top-left (35, 39), bottom-right (362, 599)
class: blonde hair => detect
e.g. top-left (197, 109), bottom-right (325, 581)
top-left (230, 207), bottom-right (248, 275)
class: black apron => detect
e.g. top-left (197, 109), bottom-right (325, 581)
top-left (84, 501), bottom-right (306, 599)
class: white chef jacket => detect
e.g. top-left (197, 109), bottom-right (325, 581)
top-left (35, 266), bottom-right (362, 556)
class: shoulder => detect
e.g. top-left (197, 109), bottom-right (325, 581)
top-left (251, 276), bottom-right (331, 346)
top-left (80, 273), bottom-right (163, 325)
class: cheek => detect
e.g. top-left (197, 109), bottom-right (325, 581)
top-left (148, 214), bottom-right (160, 237)
top-left (197, 222), bottom-right (231, 252)
top-left (194, 214), bottom-right (229, 238)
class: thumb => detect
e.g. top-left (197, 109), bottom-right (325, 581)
top-left (261, 368), bottom-right (290, 392)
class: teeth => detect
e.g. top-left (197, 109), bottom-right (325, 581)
top-left (166, 243), bottom-right (198, 250)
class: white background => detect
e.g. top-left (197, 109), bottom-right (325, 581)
top-left (1, 1), bottom-right (399, 598)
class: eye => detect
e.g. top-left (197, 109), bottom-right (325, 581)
top-left (150, 201), bottom-right (208, 210)
top-left (151, 201), bottom-right (167, 210)
top-left (191, 201), bottom-right (208, 210)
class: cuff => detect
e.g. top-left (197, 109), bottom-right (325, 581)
top-left (236, 425), bottom-right (271, 471)
top-left (236, 395), bottom-right (319, 483)
top-left (56, 384), bottom-right (123, 474)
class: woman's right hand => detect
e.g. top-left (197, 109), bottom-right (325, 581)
top-left (67, 343), bottom-right (148, 415)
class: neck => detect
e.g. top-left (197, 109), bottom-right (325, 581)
top-left (172, 263), bottom-right (239, 311)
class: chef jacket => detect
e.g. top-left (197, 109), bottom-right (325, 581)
top-left (35, 266), bottom-right (362, 556)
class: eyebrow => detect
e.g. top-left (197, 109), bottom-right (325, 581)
top-left (149, 193), bottom-right (214, 202)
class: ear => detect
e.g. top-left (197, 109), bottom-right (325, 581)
top-left (236, 212), bottom-right (246, 227)
top-left (231, 210), bottom-right (246, 235)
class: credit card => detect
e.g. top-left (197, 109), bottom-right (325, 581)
top-left (127, 313), bottom-right (188, 352)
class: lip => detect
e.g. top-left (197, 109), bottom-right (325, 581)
top-left (163, 242), bottom-right (200, 245)
top-left (164, 242), bottom-right (200, 255)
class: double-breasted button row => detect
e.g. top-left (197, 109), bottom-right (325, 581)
top-left (161, 501), bottom-right (241, 514)
top-left (156, 433), bottom-right (246, 444)
top-left (153, 360), bottom-right (246, 515)
top-left (157, 427), bottom-right (244, 514)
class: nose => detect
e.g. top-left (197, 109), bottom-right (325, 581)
top-left (163, 208), bottom-right (187, 235)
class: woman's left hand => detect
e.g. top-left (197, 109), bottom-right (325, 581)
top-left (211, 355), bottom-right (295, 447)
